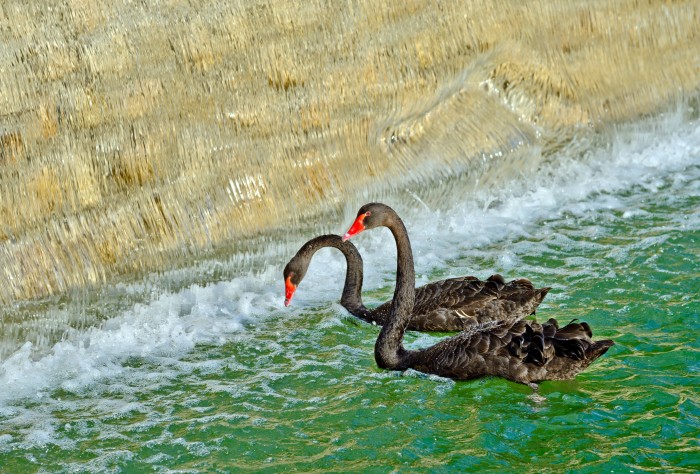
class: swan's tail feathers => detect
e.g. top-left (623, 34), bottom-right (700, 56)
top-left (536, 287), bottom-right (552, 305)
top-left (542, 318), bottom-right (558, 337)
top-left (527, 287), bottom-right (552, 317)
top-left (587, 339), bottom-right (615, 362)
top-left (551, 319), bottom-right (614, 362)
top-left (508, 322), bottom-right (551, 367)
top-left (486, 274), bottom-right (506, 285)
top-left (524, 331), bottom-right (546, 366)
top-left (508, 318), bottom-right (614, 372)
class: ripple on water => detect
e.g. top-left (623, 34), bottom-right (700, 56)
top-left (1, 116), bottom-right (700, 472)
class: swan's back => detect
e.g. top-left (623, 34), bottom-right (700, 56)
top-left (371, 274), bottom-right (550, 332)
top-left (407, 317), bottom-right (614, 384)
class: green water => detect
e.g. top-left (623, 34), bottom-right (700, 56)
top-left (1, 123), bottom-right (699, 472)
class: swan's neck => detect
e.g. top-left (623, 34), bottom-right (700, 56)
top-left (374, 216), bottom-right (415, 370)
top-left (337, 243), bottom-right (366, 316)
top-left (297, 236), bottom-right (366, 315)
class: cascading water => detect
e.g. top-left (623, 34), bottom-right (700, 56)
top-left (0, 3), bottom-right (699, 470)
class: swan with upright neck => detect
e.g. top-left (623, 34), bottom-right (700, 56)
top-left (284, 234), bottom-right (549, 332)
top-left (343, 203), bottom-right (614, 385)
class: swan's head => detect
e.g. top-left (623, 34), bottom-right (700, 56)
top-left (283, 234), bottom-right (356, 307)
top-left (283, 259), bottom-right (306, 307)
top-left (342, 202), bottom-right (395, 241)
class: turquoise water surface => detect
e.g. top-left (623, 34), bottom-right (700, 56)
top-left (1, 112), bottom-right (699, 472)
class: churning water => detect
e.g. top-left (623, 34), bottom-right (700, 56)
top-left (1, 110), bottom-right (699, 472)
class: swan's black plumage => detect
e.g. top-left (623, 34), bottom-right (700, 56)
top-left (343, 203), bottom-right (614, 384)
top-left (284, 234), bottom-right (549, 332)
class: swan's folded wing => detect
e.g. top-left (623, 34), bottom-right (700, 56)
top-left (410, 275), bottom-right (549, 330)
top-left (404, 315), bottom-right (613, 383)
top-left (408, 320), bottom-right (517, 379)
top-left (369, 275), bottom-right (549, 332)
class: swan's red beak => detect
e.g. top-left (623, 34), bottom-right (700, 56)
top-left (284, 276), bottom-right (297, 307)
top-left (343, 212), bottom-right (368, 241)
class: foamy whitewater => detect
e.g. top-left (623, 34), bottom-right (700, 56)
top-left (1, 108), bottom-right (699, 463)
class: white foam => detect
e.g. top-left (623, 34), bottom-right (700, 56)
top-left (353, 110), bottom-right (700, 277)
top-left (0, 110), bottom-right (698, 442)
top-left (0, 267), bottom-right (280, 406)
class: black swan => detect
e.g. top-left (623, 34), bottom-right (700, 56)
top-left (284, 234), bottom-right (549, 332)
top-left (342, 203), bottom-right (614, 385)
